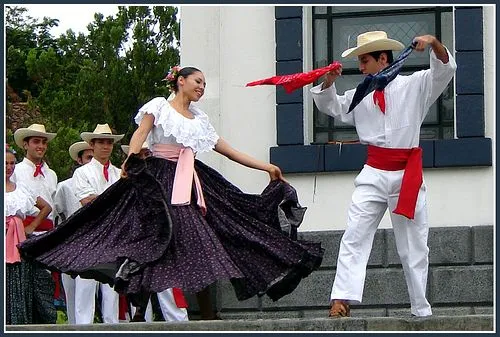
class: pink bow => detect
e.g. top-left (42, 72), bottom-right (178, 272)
top-left (153, 144), bottom-right (207, 216)
top-left (5, 216), bottom-right (26, 263)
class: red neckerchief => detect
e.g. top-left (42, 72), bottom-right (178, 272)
top-left (373, 89), bottom-right (386, 113)
top-left (33, 162), bottom-right (45, 177)
top-left (103, 161), bottom-right (110, 182)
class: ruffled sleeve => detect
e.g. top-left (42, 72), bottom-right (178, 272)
top-left (5, 183), bottom-right (36, 219)
top-left (134, 96), bottom-right (170, 126)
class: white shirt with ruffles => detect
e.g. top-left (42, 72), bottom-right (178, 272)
top-left (5, 182), bottom-right (36, 220)
top-left (134, 97), bottom-right (220, 154)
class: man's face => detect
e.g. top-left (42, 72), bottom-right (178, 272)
top-left (77, 149), bottom-right (94, 165)
top-left (358, 53), bottom-right (387, 75)
top-left (90, 138), bottom-right (114, 161)
top-left (24, 137), bottom-right (48, 163)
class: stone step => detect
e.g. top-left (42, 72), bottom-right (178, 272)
top-left (6, 315), bottom-right (493, 331)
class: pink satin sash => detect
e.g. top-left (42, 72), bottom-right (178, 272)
top-left (153, 144), bottom-right (207, 216)
top-left (5, 216), bottom-right (26, 263)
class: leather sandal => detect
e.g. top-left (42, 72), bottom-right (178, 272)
top-left (328, 300), bottom-right (350, 318)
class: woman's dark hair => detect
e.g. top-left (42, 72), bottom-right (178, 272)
top-left (368, 50), bottom-right (394, 64)
top-left (166, 66), bottom-right (202, 92)
top-left (5, 145), bottom-right (18, 163)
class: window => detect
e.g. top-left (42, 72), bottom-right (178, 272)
top-left (312, 6), bottom-right (454, 143)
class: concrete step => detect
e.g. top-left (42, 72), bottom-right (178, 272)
top-left (6, 314), bottom-right (493, 331)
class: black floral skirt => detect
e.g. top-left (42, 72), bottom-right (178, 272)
top-left (6, 259), bottom-right (57, 325)
top-left (19, 154), bottom-right (324, 303)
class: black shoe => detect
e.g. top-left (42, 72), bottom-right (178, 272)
top-left (130, 314), bottom-right (146, 322)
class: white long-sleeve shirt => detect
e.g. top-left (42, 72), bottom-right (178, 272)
top-left (73, 158), bottom-right (121, 202)
top-left (54, 177), bottom-right (81, 221)
top-left (11, 157), bottom-right (58, 221)
top-left (311, 48), bottom-right (457, 149)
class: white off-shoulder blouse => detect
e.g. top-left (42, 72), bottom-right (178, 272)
top-left (134, 97), bottom-right (220, 153)
top-left (5, 183), bottom-right (36, 219)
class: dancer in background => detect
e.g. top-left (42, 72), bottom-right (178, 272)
top-left (6, 145), bottom-right (53, 324)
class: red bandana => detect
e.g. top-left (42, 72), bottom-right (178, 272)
top-left (33, 163), bottom-right (45, 177)
top-left (246, 62), bottom-right (342, 94)
top-left (373, 89), bottom-right (386, 113)
top-left (103, 161), bottom-right (110, 182)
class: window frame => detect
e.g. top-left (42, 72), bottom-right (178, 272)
top-left (311, 6), bottom-right (454, 143)
top-left (271, 6), bottom-right (491, 173)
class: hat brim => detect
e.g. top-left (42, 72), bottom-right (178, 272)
top-left (13, 129), bottom-right (57, 148)
top-left (121, 144), bottom-right (149, 155)
top-left (121, 145), bottom-right (130, 154)
top-left (80, 133), bottom-right (124, 143)
top-left (69, 142), bottom-right (92, 162)
top-left (341, 39), bottom-right (405, 58)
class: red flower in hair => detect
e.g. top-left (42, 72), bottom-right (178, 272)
top-left (164, 65), bottom-right (181, 82)
top-left (6, 143), bottom-right (16, 154)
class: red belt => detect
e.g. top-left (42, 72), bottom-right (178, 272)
top-left (23, 216), bottom-right (54, 231)
top-left (366, 145), bottom-right (423, 220)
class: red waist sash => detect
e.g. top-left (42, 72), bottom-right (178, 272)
top-left (23, 216), bottom-right (54, 231)
top-left (366, 145), bottom-right (423, 220)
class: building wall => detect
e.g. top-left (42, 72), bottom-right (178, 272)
top-left (179, 5), bottom-right (494, 232)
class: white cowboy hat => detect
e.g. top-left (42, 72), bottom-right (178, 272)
top-left (68, 141), bottom-right (92, 162)
top-left (13, 123), bottom-right (57, 148)
top-left (80, 123), bottom-right (124, 143)
top-left (341, 31), bottom-right (404, 58)
top-left (121, 141), bottom-right (149, 155)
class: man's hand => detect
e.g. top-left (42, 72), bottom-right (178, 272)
top-left (322, 65), bottom-right (343, 90)
top-left (413, 34), bottom-right (449, 63)
top-left (80, 195), bottom-right (98, 206)
top-left (413, 35), bottom-right (437, 51)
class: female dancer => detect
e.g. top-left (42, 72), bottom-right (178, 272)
top-left (6, 146), bottom-right (55, 324)
top-left (20, 66), bottom-right (324, 319)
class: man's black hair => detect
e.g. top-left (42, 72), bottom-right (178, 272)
top-left (368, 50), bottom-right (394, 64)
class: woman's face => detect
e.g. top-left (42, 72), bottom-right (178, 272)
top-left (178, 71), bottom-right (206, 102)
top-left (6, 152), bottom-right (16, 179)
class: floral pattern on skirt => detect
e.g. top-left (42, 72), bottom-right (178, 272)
top-left (19, 154), bottom-right (324, 303)
top-left (6, 259), bottom-right (57, 325)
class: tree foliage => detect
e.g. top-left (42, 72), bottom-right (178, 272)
top-left (6, 5), bottom-right (180, 180)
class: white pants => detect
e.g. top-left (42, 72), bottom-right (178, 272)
top-left (330, 165), bottom-right (432, 317)
top-left (61, 273), bottom-right (76, 324)
top-left (157, 288), bottom-right (189, 321)
top-left (74, 277), bottom-right (119, 324)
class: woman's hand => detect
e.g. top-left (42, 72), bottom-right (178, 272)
top-left (268, 164), bottom-right (287, 183)
top-left (24, 223), bottom-right (37, 235)
top-left (120, 160), bottom-right (128, 179)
